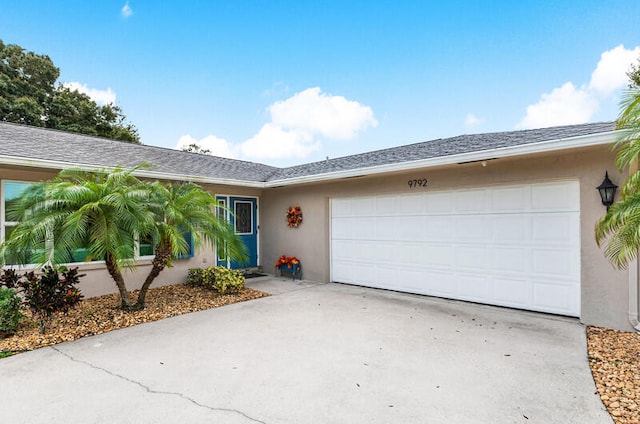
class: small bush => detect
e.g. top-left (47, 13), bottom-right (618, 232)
top-left (187, 266), bottom-right (245, 294)
top-left (187, 268), bottom-right (205, 286)
top-left (1, 266), bottom-right (84, 334)
top-left (0, 287), bottom-right (24, 338)
top-left (212, 267), bottom-right (244, 294)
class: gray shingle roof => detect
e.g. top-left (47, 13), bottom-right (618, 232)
top-left (271, 122), bottom-right (617, 180)
top-left (0, 122), bottom-right (279, 182)
top-left (0, 121), bottom-right (617, 184)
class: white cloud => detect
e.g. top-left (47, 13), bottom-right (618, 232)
top-left (464, 113), bottom-right (483, 127)
top-left (269, 87), bottom-right (378, 139)
top-left (63, 82), bottom-right (116, 105)
top-left (589, 45), bottom-right (640, 95)
top-left (517, 82), bottom-right (598, 129)
top-left (121, 2), bottom-right (133, 18)
top-left (175, 87), bottom-right (376, 162)
top-left (176, 134), bottom-right (237, 159)
top-left (517, 45), bottom-right (640, 129)
top-left (240, 124), bottom-right (320, 159)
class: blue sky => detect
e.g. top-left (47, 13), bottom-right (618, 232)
top-left (1, 1), bottom-right (639, 167)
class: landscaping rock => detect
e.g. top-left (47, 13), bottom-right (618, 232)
top-left (588, 326), bottom-right (640, 423)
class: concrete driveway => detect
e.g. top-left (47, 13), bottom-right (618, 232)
top-left (0, 278), bottom-right (610, 424)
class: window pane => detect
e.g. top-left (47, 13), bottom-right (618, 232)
top-left (139, 234), bottom-right (154, 257)
top-left (4, 182), bottom-right (33, 221)
top-left (177, 231), bottom-right (193, 259)
top-left (3, 224), bottom-right (44, 265)
top-left (69, 235), bottom-right (98, 263)
top-left (234, 202), bottom-right (252, 234)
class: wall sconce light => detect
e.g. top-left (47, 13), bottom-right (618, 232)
top-left (597, 171), bottom-right (617, 211)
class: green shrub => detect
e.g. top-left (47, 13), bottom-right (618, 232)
top-left (212, 267), bottom-right (244, 294)
top-left (187, 266), bottom-right (245, 294)
top-left (187, 268), bottom-right (205, 286)
top-left (0, 287), bottom-right (24, 338)
top-left (1, 266), bottom-right (84, 334)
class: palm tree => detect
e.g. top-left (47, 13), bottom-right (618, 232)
top-left (595, 88), bottom-right (640, 268)
top-left (0, 166), bottom-right (155, 309)
top-left (0, 166), bottom-right (246, 310)
top-left (134, 181), bottom-right (247, 308)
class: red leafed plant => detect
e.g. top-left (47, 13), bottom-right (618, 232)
top-left (286, 205), bottom-right (302, 228)
top-left (275, 255), bottom-right (301, 269)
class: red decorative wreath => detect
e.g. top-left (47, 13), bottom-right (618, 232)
top-left (286, 205), bottom-right (303, 228)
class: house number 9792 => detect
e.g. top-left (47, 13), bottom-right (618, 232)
top-left (408, 179), bottom-right (428, 188)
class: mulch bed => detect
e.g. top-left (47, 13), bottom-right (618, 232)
top-left (0, 284), bottom-right (269, 356)
top-left (588, 326), bottom-right (640, 423)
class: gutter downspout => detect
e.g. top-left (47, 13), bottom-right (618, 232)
top-left (629, 257), bottom-right (640, 331)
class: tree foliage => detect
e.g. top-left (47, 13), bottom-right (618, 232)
top-left (181, 143), bottom-right (212, 154)
top-left (595, 59), bottom-right (640, 267)
top-left (628, 57), bottom-right (640, 89)
top-left (0, 166), bottom-right (247, 310)
top-left (0, 40), bottom-right (139, 143)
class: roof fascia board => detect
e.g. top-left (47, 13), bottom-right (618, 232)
top-left (0, 155), bottom-right (265, 188)
top-left (265, 130), bottom-right (621, 187)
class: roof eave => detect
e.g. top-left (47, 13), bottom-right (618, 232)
top-left (265, 129), bottom-right (621, 187)
top-left (0, 155), bottom-right (266, 188)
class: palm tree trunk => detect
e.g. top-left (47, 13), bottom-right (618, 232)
top-left (135, 238), bottom-right (172, 309)
top-left (105, 251), bottom-right (133, 310)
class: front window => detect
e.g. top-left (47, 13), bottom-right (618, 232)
top-left (1, 179), bottom-right (151, 264)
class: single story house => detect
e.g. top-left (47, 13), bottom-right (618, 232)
top-left (0, 121), bottom-right (635, 331)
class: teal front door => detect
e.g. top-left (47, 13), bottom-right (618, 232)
top-left (215, 196), bottom-right (258, 268)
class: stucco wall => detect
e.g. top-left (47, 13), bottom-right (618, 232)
top-left (0, 165), bottom-right (262, 298)
top-left (260, 145), bottom-right (631, 331)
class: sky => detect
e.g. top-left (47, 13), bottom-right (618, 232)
top-left (1, 1), bottom-right (639, 167)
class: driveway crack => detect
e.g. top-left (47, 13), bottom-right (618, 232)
top-left (50, 346), bottom-right (267, 424)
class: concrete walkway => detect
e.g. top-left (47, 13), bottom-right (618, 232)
top-left (0, 278), bottom-right (611, 423)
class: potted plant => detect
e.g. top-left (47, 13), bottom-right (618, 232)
top-left (275, 255), bottom-right (301, 280)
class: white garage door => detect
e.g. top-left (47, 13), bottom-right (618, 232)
top-left (330, 181), bottom-right (581, 316)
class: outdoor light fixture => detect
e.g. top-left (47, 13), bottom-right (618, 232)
top-left (597, 171), bottom-right (617, 211)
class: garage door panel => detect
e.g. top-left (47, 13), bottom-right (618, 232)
top-left (456, 189), bottom-right (488, 212)
top-left (375, 196), bottom-right (396, 215)
top-left (351, 241), bottom-right (384, 262)
top-left (332, 260), bottom-right (354, 283)
top-left (426, 192), bottom-right (453, 212)
top-left (532, 182), bottom-right (579, 211)
top-left (491, 247), bottom-right (527, 273)
top-left (426, 216), bottom-right (453, 239)
top-left (350, 264), bottom-right (377, 286)
top-left (532, 249), bottom-right (576, 277)
top-left (491, 186), bottom-right (529, 211)
top-left (331, 180), bottom-right (580, 317)
top-left (332, 198), bottom-right (353, 217)
top-left (332, 218), bottom-right (353, 239)
top-left (455, 216), bottom-right (490, 240)
top-left (396, 216), bottom-right (425, 241)
top-left (491, 215), bottom-right (528, 242)
top-left (374, 216), bottom-right (396, 240)
top-left (332, 240), bottom-right (352, 259)
top-left (533, 281), bottom-right (579, 314)
top-left (352, 217), bottom-right (376, 239)
top-left (352, 197), bottom-right (376, 216)
top-left (375, 242), bottom-right (396, 262)
top-left (421, 244), bottom-right (453, 267)
top-left (493, 278), bottom-right (530, 305)
top-left (455, 246), bottom-right (489, 269)
top-left (532, 214), bottom-right (579, 244)
top-left (423, 271), bottom-right (457, 296)
top-left (456, 273), bottom-right (491, 301)
top-left (398, 194), bottom-right (425, 214)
